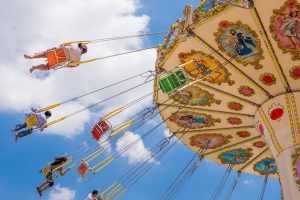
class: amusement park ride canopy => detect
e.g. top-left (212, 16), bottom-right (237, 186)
top-left (154, 0), bottom-right (300, 199)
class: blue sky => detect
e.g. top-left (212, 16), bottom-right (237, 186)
top-left (0, 0), bottom-right (281, 200)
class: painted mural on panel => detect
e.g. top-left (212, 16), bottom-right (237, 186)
top-left (270, 0), bottom-right (300, 60)
top-left (214, 20), bottom-right (264, 69)
top-left (171, 84), bottom-right (221, 106)
top-left (169, 110), bottom-right (221, 129)
top-left (193, 0), bottom-right (234, 23)
top-left (190, 133), bottom-right (232, 149)
top-left (178, 50), bottom-right (234, 85)
top-left (254, 158), bottom-right (277, 175)
top-left (219, 148), bottom-right (253, 165)
top-left (291, 147), bottom-right (300, 191)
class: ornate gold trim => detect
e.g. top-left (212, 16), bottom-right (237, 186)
top-left (291, 147), bottom-right (300, 191)
top-left (258, 108), bottom-right (283, 154)
top-left (285, 93), bottom-right (297, 145)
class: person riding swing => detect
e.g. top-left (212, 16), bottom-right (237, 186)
top-left (36, 156), bottom-right (72, 196)
top-left (11, 108), bottom-right (52, 142)
top-left (24, 42), bottom-right (88, 73)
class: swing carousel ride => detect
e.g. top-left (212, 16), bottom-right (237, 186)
top-left (154, 0), bottom-right (300, 199)
top-left (18, 0), bottom-right (300, 199)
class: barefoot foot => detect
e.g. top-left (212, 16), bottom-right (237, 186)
top-left (24, 55), bottom-right (32, 59)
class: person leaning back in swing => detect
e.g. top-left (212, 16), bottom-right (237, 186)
top-left (85, 190), bottom-right (101, 200)
top-left (24, 42), bottom-right (88, 73)
top-left (11, 108), bottom-right (51, 142)
top-left (37, 156), bottom-right (71, 196)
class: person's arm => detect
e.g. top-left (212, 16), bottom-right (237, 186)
top-left (67, 62), bottom-right (79, 68)
top-left (25, 107), bottom-right (37, 118)
top-left (59, 167), bottom-right (71, 176)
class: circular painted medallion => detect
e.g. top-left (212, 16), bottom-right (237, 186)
top-left (238, 86), bottom-right (255, 97)
top-left (227, 101), bottom-right (243, 111)
top-left (236, 131), bottom-right (251, 138)
top-left (290, 66), bottom-right (300, 80)
top-left (256, 121), bottom-right (264, 135)
top-left (268, 104), bottom-right (284, 121)
top-left (227, 117), bottom-right (242, 125)
top-left (259, 73), bottom-right (276, 86)
top-left (253, 141), bottom-right (266, 148)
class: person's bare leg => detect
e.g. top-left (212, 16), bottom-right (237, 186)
top-left (30, 64), bottom-right (49, 73)
top-left (37, 181), bottom-right (50, 196)
top-left (24, 52), bottom-right (47, 59)
top-left (24, 47), bottom-right (56, 59)
top-left (39, 181), bottom-right (51, 191)
top-left (288, 37), bottom-right (299, 48)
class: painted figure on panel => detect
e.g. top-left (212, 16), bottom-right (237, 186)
top-left (254, 158), bottom-right (277, 175)
top-left (215, 20), bottom-right (264, 69)
top-left (229, 29), bottom-right (256, 56)
top-left (169, 110), bottom-right (220, 129)
top-left (190, 133), bottom-right (232, 149)
top-left (171, 84), bottom-right (221, 106)
top-left (219, 148), bottom-right (252, 165)
top-left (178, 50), bottom-right (234, 85)
top-left (270, 0), bottom-right (300, 60)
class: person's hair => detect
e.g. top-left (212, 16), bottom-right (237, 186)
top-left (78, 43), bottom-right (88, 53)
top-left (45, 111), bottom-right (52, 117)
top-left (92, 190), bottom-right (98, 195)
top-left (230, 29), bottom-right (236, 35)
top-left (52, 156), bottom-right (68, 166)
top-left (289, 11), bottom-right (298, 17)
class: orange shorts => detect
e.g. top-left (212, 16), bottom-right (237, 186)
top-left (46, 48), bottom-right (68, 69)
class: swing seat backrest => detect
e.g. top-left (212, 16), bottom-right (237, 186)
top-left (41, 165), bottom-right (52, 177)
top-left (158, 69), bottom-right (188, 93)
top-left (91, 118), bottom-right (112, 141)
top-left (25, 113), bottom-right (41, 129)
top-left (46, 48), bottom-right (68, 68)
top-left (77, 162), bottom-right (89, 177)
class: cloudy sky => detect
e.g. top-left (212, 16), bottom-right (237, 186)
top-left (0, 0), bottom-right (281, 199)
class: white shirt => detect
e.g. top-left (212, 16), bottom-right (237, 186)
top-left (63, 45), bottom-right (82, 62)
top-left (85, 193), bottom-right (98, 200)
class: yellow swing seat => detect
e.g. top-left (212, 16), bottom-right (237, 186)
top-left (40, 165), bottom-right (52, 177)
top-left (25, 114), bottom-right (41, 129)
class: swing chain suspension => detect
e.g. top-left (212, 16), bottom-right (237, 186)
top-left (141, 70), bottom-right (156, 82)
top-left (224, 171), bottom-right (241, 200)
top-left (210, 163), bottom-right (234, 200)
top-left (161, 145), bottom-right (206, 200)
top-left (259, 174), bottom-right (269, 200)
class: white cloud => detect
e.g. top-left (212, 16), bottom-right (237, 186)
top-left (243, 179), bottom-right (255, 185)
top-left (116, 131), bottom-right (155, 164)
top-left (48, 185), bottom-right (76, 200)
top-left (0, 0), bottom-right (156, 138)
top-left (163, 129), bottom-right (172, 137)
